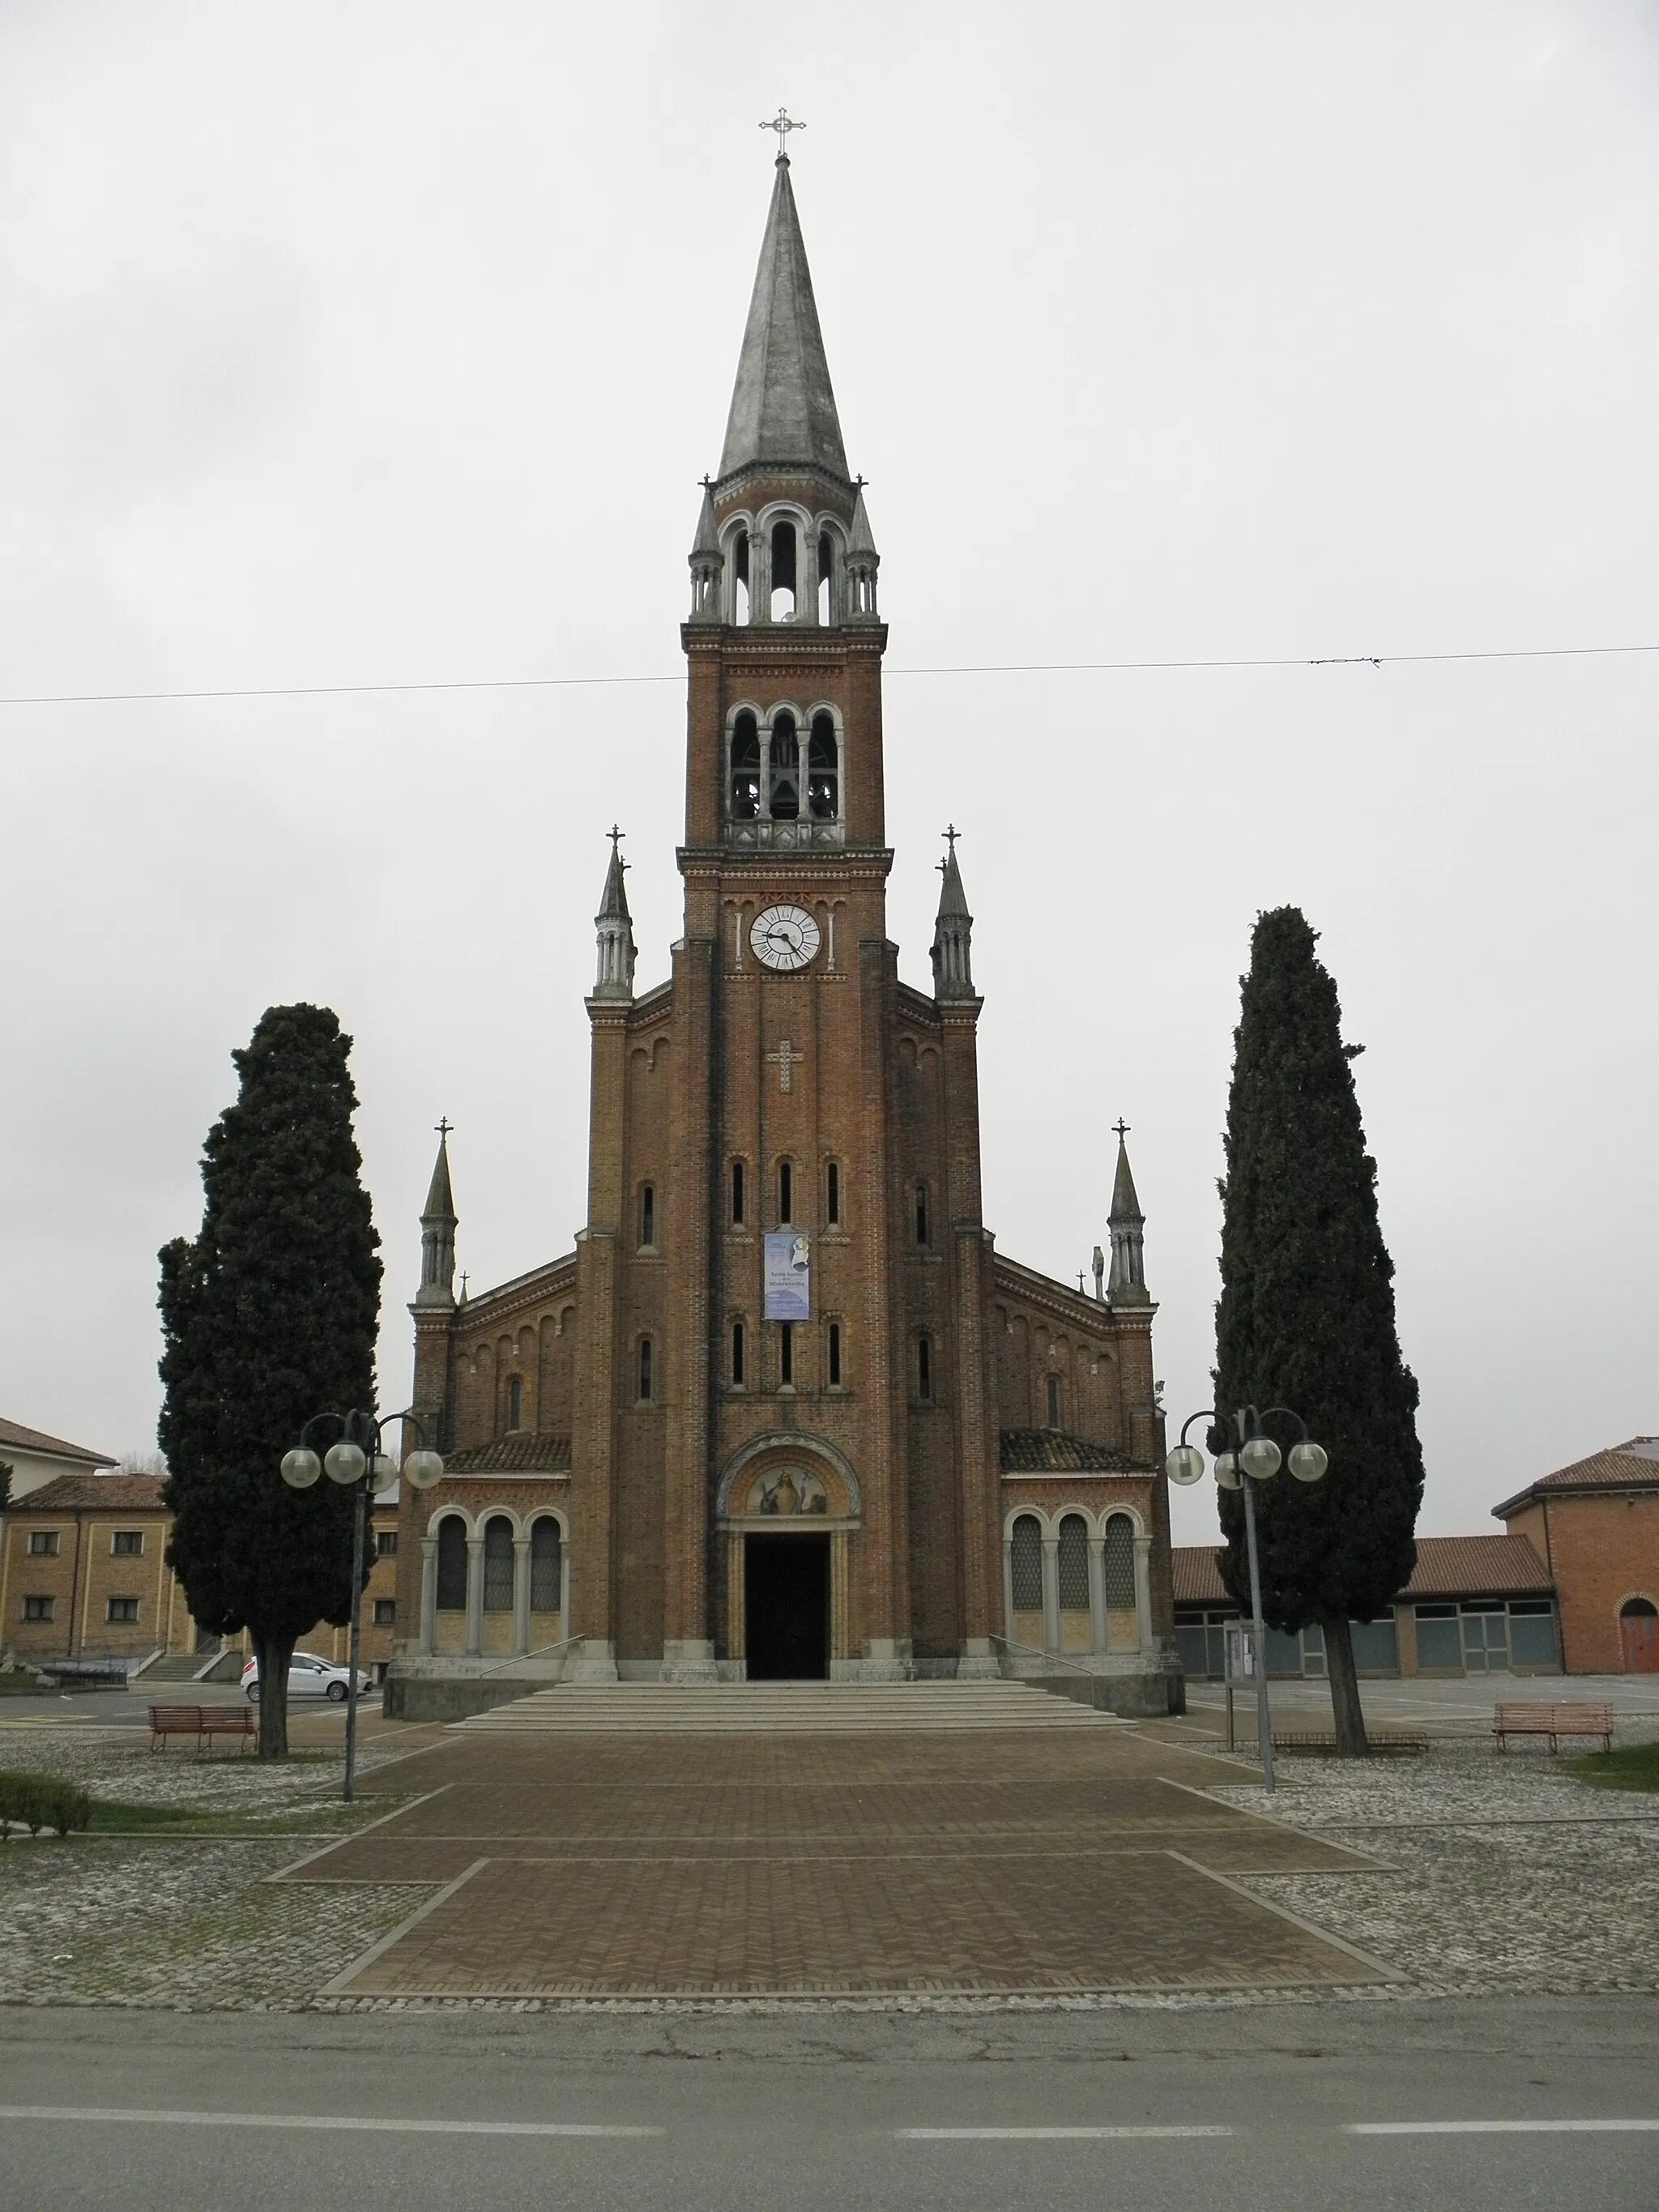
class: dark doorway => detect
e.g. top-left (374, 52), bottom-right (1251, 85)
top-left (745, 1534), bottom-right (830, 1680)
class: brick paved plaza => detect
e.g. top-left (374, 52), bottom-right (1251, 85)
top-left (288, 1724), bottom-right (1391, 2000)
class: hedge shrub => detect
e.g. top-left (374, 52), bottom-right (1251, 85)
top-left (0, 1771), bottom-right (92, 1838)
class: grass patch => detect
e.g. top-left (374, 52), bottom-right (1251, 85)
top-left (1566, 1742), bottom-right (1659, 1793)
top-left (79, 1793), bottom-right (406, 1837)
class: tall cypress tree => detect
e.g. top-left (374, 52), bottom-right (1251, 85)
top-left (1214, 909), bottom-right (1422, 1754)
top-left (159, 1004), bottom-right (382, 1756)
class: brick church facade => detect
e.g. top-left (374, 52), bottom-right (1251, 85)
top-left (390, 153), bottom-right (1180, 1711)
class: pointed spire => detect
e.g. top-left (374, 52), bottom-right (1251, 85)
top-left (1107, 1122), bottom-right (1151, 1307)
top-left (844, 479), bottom-right (880, 621)
top-left (692, 479), bottom-right (720, 556)
top-left (719, 156), bottom-right (848, 480)
top-left (592, 826), bottom-right (637, 1001)
top-left (416, 1121), bottom-right (458, 1310)
top-left (848, 484), bottom-right (877, 555)
top-left (931, 825), bottom-right (977, 1001)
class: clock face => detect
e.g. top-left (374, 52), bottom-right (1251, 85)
top-left (750, 904), bottom-right (821, 973)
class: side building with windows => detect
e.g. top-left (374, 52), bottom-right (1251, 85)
top-left (390, 151), bottom-right (1180, 1713)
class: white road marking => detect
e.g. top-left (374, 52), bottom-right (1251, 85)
top-left (897, 2126), bottom-right (1235, 2139)
top-left (1349, 2120), bottom-right (1659, 2134)
top-left (0, 2106), bottom-right (660, 2137)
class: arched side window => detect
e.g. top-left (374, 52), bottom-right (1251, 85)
top-left (915, 1182), bottom-right (930, 1247)
top-left (505, 1375), bottom-right (522, 1432)
top-left (770, 518), bottom-right (797, 620)
top-left (730, 711), bottom-right (761, 820)
top-left (825, 1159), bottom-right (840, 1225)
top-left (731, 1159), bottom-right (746, 1225)
top-left (638, 1338), bottom-right (654, 1402)
top-left (1046, 1375), bottom-right (1062, 1430)
top-left (779, 1321), bottom-right (795, 1387)
top-left (482, 1515), bottom-right (514, 1613)
top-left (817, 531), bottom-right (835, 624)
top-left (1010, 1515), bottom-right (1044, 1617)
top-left (917, 1332), bottom-right (934, 1402)
top-left (769, 711), bottom-right (800, 819)
top-left (639, 1183), bottom-right (655, 1249)
top-left (1104, 1515), bottom-right (1139, 1651)
top-left (808, 711), bottom-right (838, 820)
top-left (1058, 1515), bottom-right (1090, 1612)
top-left (731, 1319), bottom-right (745, 1387)
top-left (778, 1159), bottom-right (794, 1226)
top-left (435, 1518), bottom-right (467, 1612)
top-left (529, 1519), bottom-right (562, 1614)
top-left (827, 1319), bottom-right (842, 1387)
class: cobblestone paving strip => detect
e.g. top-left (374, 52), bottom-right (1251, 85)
top-left (1206, 1747), bottom-right (1659, 1996)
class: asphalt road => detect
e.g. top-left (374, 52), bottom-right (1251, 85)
top-left (2, 1996), bottom-right (1652, 2212)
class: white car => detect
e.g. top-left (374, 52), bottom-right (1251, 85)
top-left (241, 1654), bottom-right (372, 1704)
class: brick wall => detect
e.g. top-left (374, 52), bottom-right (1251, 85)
top-left (1504, 1492), bottom-right (1659, 1673)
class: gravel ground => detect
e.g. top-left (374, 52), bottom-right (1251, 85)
top-left (2, 1729), bottom-right (1653, 2012)
top-left (1209, 1745), bottom-right (1659, 1997)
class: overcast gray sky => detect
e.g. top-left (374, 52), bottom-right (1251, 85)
top-left (1, 2), bottom-right (1653, 1547)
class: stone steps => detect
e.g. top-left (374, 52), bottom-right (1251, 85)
top-left (458, 1680), bottom-right (1127, 1733)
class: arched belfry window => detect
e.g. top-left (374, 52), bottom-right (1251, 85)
top-left (808, 711), bottom-right (838, 820)
top-left (730, 712), bottom-right (761, 820)
top-left (731, 531), bottom-right (751, 625)
top-left (770, 519), bottom-right (798, 620)
top-left (482, 1516), bottom-right (514, 1613)
top-left (818, 533), bottom-right (834, 624)
top-left (768, 712), bottom-right (800, 820)
top-left (530, 1519), bottom-right (562, 1613)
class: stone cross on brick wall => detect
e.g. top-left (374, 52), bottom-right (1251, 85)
top-left (766, 1038), bottom-right (806, 1093)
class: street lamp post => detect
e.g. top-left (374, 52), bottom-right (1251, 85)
top-left (279, 1409), bottom-right (444, 1801)
top-left (1165, 1405), bottom-right (1329, 1795)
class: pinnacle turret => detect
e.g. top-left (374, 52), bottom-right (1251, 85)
top-left (1106, 1125), bottom-right (1150, 1307)
top-left (931, 828), bottom-right (976, 1001)
top-left (592, 829), bottom-right (637, 1001)
top-left (415, 1122), bottom-right (458, 1310)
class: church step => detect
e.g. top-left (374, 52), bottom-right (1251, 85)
top-left (458, 1681), bottom-right (1128, 1733)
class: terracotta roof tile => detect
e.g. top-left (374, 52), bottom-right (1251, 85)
top-left (1172, 1532), bottom-right (1554, 1611)
top-left (1493, 1438), bottom-right (1659, 1519)
top-left (1000, 1430), bottom-right (1154, 1475)
top-left (441, 1433), bottom-right (572, 1476)
top-left (0, 1417), bottom-right (118, 1467)
top-left (12, 1473), bottom-right (167, 1513)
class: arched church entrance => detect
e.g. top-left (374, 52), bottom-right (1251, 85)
top-left (745, 1532), bottom-right (830, 1679)
top-left (716, 1436), bottom-right (861, 1677)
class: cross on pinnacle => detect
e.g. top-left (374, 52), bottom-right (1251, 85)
top-left (1112, 1119), bottom-right (1131, 1142)
top-left (938, 823), bottom-right (959, 876)
top-left (761, 107), bottom-right (805, 160)
top-left (435, 1117), bottom-right (453, 1141)
top-left (608, 824), bottom-right (628, 871)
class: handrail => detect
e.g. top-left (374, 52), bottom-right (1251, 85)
top-left (989, 1633), bottom-right (1098, 1681)
top-left (480, 1633), bottom-right (584, 1677)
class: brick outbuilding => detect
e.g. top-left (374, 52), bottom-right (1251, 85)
top-left (1495, 1438), bottom-right (1659, 1673)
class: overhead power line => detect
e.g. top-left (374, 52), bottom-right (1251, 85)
top-left (0, 640), bottom-right (1652, 710)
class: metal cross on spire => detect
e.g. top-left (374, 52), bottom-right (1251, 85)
top-left (760, 106), bottom-right (805, 159)
top-left (435, 1117), bottom-right (453, 1141)
top-left (608, 823), bottom-right (628, 869)
top-left (1112, 1119), bottom-right (1131, 1142)
top-left (938, 823), bottom-right (959, 875)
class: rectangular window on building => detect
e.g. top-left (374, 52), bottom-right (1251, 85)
top-left (778, 1161), bottom-right (793, 1225)
top-left (1349, 1616), bottom-right (1399, 1673)
top-left (1046, 1375), bottom-right (1060, 1429)
top-left (638, 1339), bottom-right (653, 1401)
top-left (112, 1530), bottom-right (144, 1557)
top-left (23, 1595), bottom-right (54, 1622)
top-left (731, 1161), bottom-right (745, 1225)
top-left (1414, 1604), bottom-right (1462, 1671)
top-left (375, 1530), bottom-right (399, 1559)
top-left (825, 1161), bottom-right (840, 1225)
top-left (917, 1334), bottom-right (932, 1401)
top-left (28, 1530), bottom-right (60, 1556)
top-left (373, 1599), bottom-right (396, 1626)
top-left (640, 1183), bottom-right (655, 1248)
top-left (779, 1322), bottom-right (794, 1386)
top-left (1507, 1600), bottom-right (1559, 1668)
top-left (731, 1320), bottom-right (745, 1386)
top-left (828, 1321), bottom-right (842, 1387)
top-left (106, 1596), bottom-right (140, 1624)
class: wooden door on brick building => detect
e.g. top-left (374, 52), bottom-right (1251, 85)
top-left (1620, 1599), bottom-right (1658, 1672)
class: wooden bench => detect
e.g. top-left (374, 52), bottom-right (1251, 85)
top-left (1493, 1702), bottom-right (1612, 1754)
top-left (148, 1703), bottom-right (258, 1754)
